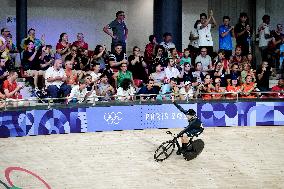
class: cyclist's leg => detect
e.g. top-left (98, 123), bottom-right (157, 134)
top-left (181, 133), bottom-right (189, 151)
top-left (177, 134), bottom-right (189, 155)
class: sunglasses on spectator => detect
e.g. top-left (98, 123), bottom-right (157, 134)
top-left (119, 14), bottom-right (125, 17)
top-left (201, 51), bottom-right (207, 52)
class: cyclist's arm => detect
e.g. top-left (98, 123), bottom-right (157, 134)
top-left (173, 101), bottom-right (187, 114)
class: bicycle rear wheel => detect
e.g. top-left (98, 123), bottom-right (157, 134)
top-left (154, 140), bottom-right (175, 162)
top-left (183, 139), bottom-right (204, 161)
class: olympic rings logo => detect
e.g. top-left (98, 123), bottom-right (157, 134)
top-left (0, 167), bottom-right (51, 189)
top-left (104, 112), bottom-right (123, 125)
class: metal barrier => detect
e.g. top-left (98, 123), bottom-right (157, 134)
top-left (0, 91), bottom-right (283, 111)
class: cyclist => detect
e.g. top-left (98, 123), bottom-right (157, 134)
top-left (172, 97), bottom-right (204, 155)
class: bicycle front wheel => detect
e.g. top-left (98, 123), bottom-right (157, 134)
top-left (154, 140), bottom-right (175, 162)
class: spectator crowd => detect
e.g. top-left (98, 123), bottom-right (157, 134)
top-left (0, 10), bottom-right (283, 107)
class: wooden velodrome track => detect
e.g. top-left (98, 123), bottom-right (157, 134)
top-left (0, 126), bottom-right (284, 189)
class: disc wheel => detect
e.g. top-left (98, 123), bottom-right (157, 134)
top-left (154, 140), bottom-right (175, 162)
top-left (183, 139), bottom-right (205, 161)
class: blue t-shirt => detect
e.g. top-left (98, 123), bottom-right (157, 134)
top-left (280, 44), bottom-right (284, 65)
top-left (109, 20), bottom-right (127, 43)
top-left (219, 25), bottom-right (233, 50)
top-left (138, 86), bottom-right (159, 95)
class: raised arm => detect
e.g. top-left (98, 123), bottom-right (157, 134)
top-left (173, 101), bottom-right (187, 114)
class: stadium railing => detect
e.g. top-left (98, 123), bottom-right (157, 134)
top-left (0, 91), bottom-right (283, 111)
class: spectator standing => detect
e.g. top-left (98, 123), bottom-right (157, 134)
top-left (188, 20), bottom-right (201, 60)
top-left (234, 12), bottom-right (251, 56)
top-left (103, 11), bottom-right (128, 53)
top-left (197, 11), bottom-right (217, 58)
top-left (160, 32), bottom-right (176, 53)
top-left (219, 16), bottom-right (234, 59)
top-left (144, 35), bottom-right (158, 68)
top-left (258, 15), bottom-right (272, 61)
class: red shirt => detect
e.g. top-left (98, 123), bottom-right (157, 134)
top-left (271, 85), bottom-right (284, 97)
top-left (241, 82), bottom-right (256, 98)
top-left (226, 85), bottom-right (241, 99)
top-left (72, 41), bottom-right (89, 50)
top-left (3, 80), bottom-right (22, 99)
top-left (65, 69), bottom-right (78, 85)
top-left (56, 42), bottom-right (71, 50)
top-left (56, 42), bottom-right (64, 50)
top-left (144, 43), bottom-right (155, 63)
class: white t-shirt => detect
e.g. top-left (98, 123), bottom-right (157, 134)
top-left (117, 86), bottom-right (136, 101)
top-left (151, 71), bottom-right (166, 85)
top-left (197, 23), bottom-right (213, 46)
top-left (68, 85), bottom-right (88, 103)
top-left (45, 67), bottom-right (66, 88)
top-left (90, 72), bottom-right (101, 82)
top-left (195, 55), bottom-right (212, 69)
top-left (258, 23), bottom-right (271, 47)
top-left (164, 67), bottom-right (180, 79)
top-left (179, 87), bottom-right (194, 99)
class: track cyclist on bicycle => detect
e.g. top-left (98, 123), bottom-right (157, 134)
top-left (172, 97), bottom-right (204, 155)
